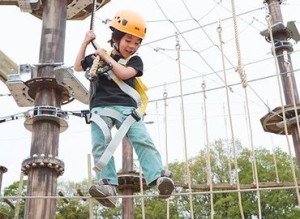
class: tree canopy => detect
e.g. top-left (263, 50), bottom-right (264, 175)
top-left (1, 139), bottom-right (300, 218)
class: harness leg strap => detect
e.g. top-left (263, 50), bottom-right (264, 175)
top-left (93, 110), bottom-right (141, 172)
top-left (89, 113), bottom-right (112, 147)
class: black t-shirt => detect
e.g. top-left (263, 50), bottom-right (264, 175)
top-left (81, 53), bottom-right (143, 109)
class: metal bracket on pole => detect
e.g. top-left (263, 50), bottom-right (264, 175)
top-left (260, 22), bottom-right (285, 39)
top-left (54, 66), bottom-right (89, 105)
top-left (6, 74), bottom-right (35, 107)
top-left (5, 64), bottom-right (89, 107)
top-left (24, 106), bottom-right (69, 132)
top-left (18, 0), bottom-right (40, 12)
top-left (21, 154), bottom-right (65, 176)
top-left (286, 21), bottom-right (300, 43)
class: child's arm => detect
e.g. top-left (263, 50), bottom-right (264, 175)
top-left (74, 31), bottom-right (96, 72)
top-left (94, 48), bottom-right (138, 80)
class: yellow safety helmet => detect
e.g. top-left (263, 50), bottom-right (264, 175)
top-left (110, 10), bottom-right (146, 39)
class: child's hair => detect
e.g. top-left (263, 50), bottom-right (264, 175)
top-left (110, 29), bottom-right (126, 47)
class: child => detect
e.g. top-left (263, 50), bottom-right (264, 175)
top-left (74, 9), bottom-right (174, 208)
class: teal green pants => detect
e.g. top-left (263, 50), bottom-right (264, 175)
top-left (90, 106), bottom-right (163, 186)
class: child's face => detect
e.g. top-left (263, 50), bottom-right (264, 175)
top-left (118, 33), bottom-right (141, 58)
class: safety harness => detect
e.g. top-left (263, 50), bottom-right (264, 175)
top-left (86, 52), bottom-right (148, 172)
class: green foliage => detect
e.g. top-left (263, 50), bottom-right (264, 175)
top-left (133, 192), bottom-right (181, 219)
top-left (2, 139), bottom-right (300, 218)
top-left (1, 180), bottom-right (27, 218)
top-left (55, 180), bottom-right (90, 219)
top-left (166, 139), bottom-right (300, 218)
top-left (55, 199), bottom-right (89, 219)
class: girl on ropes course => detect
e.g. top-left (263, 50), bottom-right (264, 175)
top-left (74, 9), bottom-right (174, 208)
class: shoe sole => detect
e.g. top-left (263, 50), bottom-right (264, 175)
top-left (89, 185), bottom-right (116, 208)
top-left (158, 178), bottom-right (175, 199)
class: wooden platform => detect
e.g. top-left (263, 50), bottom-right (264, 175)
top-left (0, 0), bottom-right (110, 20)
top-left (260, 104), bottom-right (300, 135)
top-left (118, 172), bottom-right (150, 193)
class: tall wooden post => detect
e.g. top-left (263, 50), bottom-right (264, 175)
top-left (0, 1), bottom-right (110, 218)
top-left (261, 0), bottom-right (300, 169)
top-left (23, 1), bottom-right (67, 218)
top-left (0, 166), bottom-right (8, 219)
top-left (0, 165), bottom-right (7, 195)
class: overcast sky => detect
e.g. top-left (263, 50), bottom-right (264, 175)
top-left (1, 0), bottom-right (300, 191)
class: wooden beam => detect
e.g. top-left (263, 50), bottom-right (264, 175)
top-left (175, 181), bottom-right (300, 191)
top-left (0, 50), bottom-right (18, 83)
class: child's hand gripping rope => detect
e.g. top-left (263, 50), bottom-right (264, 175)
top-left (85, 55), bottom-right (112, 81)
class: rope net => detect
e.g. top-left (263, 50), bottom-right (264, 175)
top-left (1, 0), bottom-right (300, 218)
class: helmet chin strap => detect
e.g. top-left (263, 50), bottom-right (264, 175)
top-left (113, 43), bottom-right (124, 58)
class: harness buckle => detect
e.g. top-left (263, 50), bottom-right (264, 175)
top-left (82, 110), bottom-right (91, 124)
top-left (97, 62), bottom-right (113, 75)
top-left (131, 109), bottom-right (141, 121)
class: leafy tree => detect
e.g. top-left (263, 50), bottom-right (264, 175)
top-left (1, 180), bottom-right (27, 218)
top-left (55, 180), bottom-right (90, 219)
top-left (166, 139), bottom-right (300, 218)
top-left (2, 140), bottom-right (300, 218)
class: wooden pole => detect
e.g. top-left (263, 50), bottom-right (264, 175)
top-left (0, 164), bottom-right (7, 219)
top-left (265, 0), bottom-right (300, 169)
top-left (87, 154), bottom-right (93, 219)
top-left (121, 137), bottom-right (134, 219)
top-left (23, 0), bottom-right (67, 218)
top-left (13, 172), bottom-right (24, 219)
top-left (0, 166), bottom-right (7, 196)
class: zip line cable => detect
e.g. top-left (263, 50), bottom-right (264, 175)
top-left (1, 65), bottom-right (298, 125)
top-left (146, 49), bottom-right (300, 91)
top-left (1, 64), bottom-right (299, 126)
top-left (139, 1), bottom-right (297, 118)
top-left (142, 6), bottom-right (265, 46)
top-left (3, 183), bottom-right (300, 201)
top-left (154, 0), bottom-right (227, 88)
top-left (181, 0), bottom-right (236, 71)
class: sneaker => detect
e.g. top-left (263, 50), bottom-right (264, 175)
top-left (89, 183), bottom-right (117, 208)
top-left (157, 170), bottom-right (175, 199)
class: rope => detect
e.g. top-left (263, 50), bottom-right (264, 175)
top-left (201, 82), bottom-right (214, 219)
top-left (87, 154), bottom-right (93, 219)
top-left (230, 0), bottom-right (247, 88)
top-left (90, 0), bottom-right (99, 50)
top-left (88, 0), bottom-right (101, 78)
top-left (3, 184), bottom-right (300, 200)
top-left (153, 0), bottom-right (229, 88)
top-left (175, 33), bottom-right (194, 219)
top-left (163, 86), bottom-right (169, 169)
top-left (217, 21), bottom-right (245, 219)
top-left (89, 55), bottom-right (100, 79)
top-left (230, 0), bottom-right (263, 211)
top-left (243, 91), bottom-right (262, 218)
top-left (222, 104), bottom-right (233, 185)
top-left (139, 166), bottom-right (146, 219)
top-left (269, 133), bottom-right (280, 184)
top-left (162, 86), bottom-right (171, 219)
